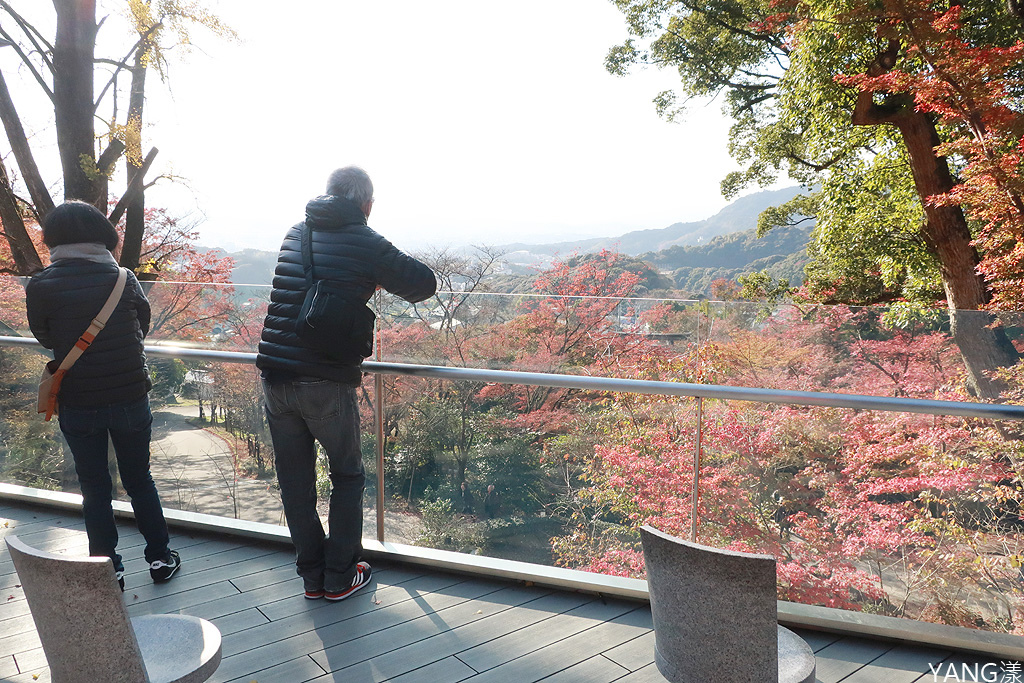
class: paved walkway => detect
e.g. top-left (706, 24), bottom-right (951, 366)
top-left (148, 404), bottom-right (423, 543)
top-left (150, 404), bottom-right (286, 524)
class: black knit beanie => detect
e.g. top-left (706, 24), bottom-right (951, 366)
top-left (42, 200), bottom-right (119, 251)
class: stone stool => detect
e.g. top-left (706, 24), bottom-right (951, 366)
top-left (6, 534), bottom-right (222, 683)
top-left (640, 525), bottom-right (815, 683)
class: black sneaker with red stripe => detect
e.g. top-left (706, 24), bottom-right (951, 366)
top-left (325, 562), bottom-right (372, 601)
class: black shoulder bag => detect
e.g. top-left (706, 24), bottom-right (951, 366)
top-left (296, 225), bottom-right (376, 362)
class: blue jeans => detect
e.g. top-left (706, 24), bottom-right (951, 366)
top-left (58, 396), bottom-right (170, 570)
top-left (263, 377), bottom-right (365, 592)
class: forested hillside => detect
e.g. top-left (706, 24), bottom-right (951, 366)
top-left (644, 222), bottom-right (812, 295)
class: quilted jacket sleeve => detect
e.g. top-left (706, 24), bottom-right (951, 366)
top-left (25, 276), bottom-right (53, 350)
top-left (373, 239), bottom-right (437, 304)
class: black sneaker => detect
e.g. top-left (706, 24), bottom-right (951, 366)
top-left (325, 562), bottom-right (371, 601)
top-left (150, 550), bottom-right (181, 583)
top-left (116, 569), bottom-right (125, 592)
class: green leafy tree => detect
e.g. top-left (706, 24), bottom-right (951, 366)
top-left (606, 0), bottom-right (1023, 399)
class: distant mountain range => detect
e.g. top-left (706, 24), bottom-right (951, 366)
top-left (498, 186), bottom-right (807, 259)
top-left (216, 186), bottom-right (813, 295)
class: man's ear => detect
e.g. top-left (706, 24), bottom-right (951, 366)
top-left (362, 199), bottom-right (374, 218)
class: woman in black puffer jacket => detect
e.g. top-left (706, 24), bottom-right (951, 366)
top-left (26, 201), bottom-right (180, 588)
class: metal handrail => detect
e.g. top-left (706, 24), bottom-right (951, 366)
top-left (4, 334), bottom-right (1024, 419)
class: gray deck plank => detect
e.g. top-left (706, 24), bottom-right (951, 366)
top-left (0, 620), bottom-right (41, 658)
top-left (0, 654), bottom-right (19, 679)
top-left (814, 638), bottom-right (894, 683)
top-left (314, 586), bottom-right (561, 679)
top-left (255, 566), bottom-right (448, 622)
top-left (8, 645), bottom-right (47, 674)
top-left (613, 662), bottom-right (668, 682)
top-left (211, 577), bottom-right (501, 682)
top-left (791, 627), bottom-right (844, 653)
top-left (219, 572), bottom-right (470, 658)
top-left (458, 606), bottom-right (652, 683)
top-left (228, 559), bottom-right (299, 592)
top-left (123, 544), bottom-right (283, 601)
top-left (0, 612), bottom-right (34, 642)
top-left (382, 655), bottom-right (479, 683)
top-left (455, 597), bottom-right (639, 673)
top-left (223, 653), bottom-right (327, 683)
top-left (5, 669), bottom-right (50, 683)
top-left (601, 625), bottom-right (656, 671)
top-left (836, 644), bottom-right (952, 683)
top-left (537, 655), bottom-right (631, 683)
top-left (209, 606), bottom-right (271, 636)
top-left (168, 574), bottom-right (305, 621)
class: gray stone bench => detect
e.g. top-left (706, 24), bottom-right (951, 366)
top-left (5, 534), bottom-right (222, 683)
top-left (641, 525), bottom-right (816, 683)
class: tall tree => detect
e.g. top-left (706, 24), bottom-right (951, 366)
top-left (116, 1), bottom-right (236, 270)
top-left (606, 0), bottom-right (1024, 399)
top-left (0, 1), bottom-right (234, 273)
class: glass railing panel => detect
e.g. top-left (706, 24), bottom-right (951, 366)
top-left (378, 374), bottom-right (567, 565)
top-left (4, 276), bottom-right (1024, 635)
top-left (148, 361), bottom-right (283, 525)
top-left (143, 282), bottom-right (270, 353)
top-left (376, 291), bottom-right (709, 377)
top-left (0, 344), bottom-right (65, 490)
top-left (0, 278), bottom-right (271, 353)
top-left (1, 277), bottom-right (30, 336)
top-left (149, 359), bottom-right (381, 529)
top-left (536, 388), bottom-right (1024, 633)
top-left (379, 293), bottom-right (1024, 405)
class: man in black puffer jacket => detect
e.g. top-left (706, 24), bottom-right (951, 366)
top-left (257, 166), bottom-right (436, 601)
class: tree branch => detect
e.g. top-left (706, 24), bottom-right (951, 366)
top-left (93, 22), bottom-right (162, 112)
top-left (677, 1), bottom-right (789, 54)
top-left (108, 145), bottom-right (157, 226)
top-left (0, 68), bottom-right (54, 218)
top-left (95, 137), bottom-right (124, 175)
top-left (851, 39), bottom-right (905, 126)
top-left (0, 1), bottom-right (55, 71)
top-left (0, 24), bottom-right (54, 101)
top-left (785, 150), bottom-right (846, 172)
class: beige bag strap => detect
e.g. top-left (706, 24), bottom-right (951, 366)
top-left (56, 267), bottom-right (129, 371)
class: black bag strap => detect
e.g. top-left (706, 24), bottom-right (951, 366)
top-left (300, 223), bottom-right (316, 291)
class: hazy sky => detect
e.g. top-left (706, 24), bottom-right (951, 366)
top-left (5, 1), bottom-right (753, 254)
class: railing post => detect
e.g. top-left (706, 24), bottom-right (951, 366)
top-left (691, 396), bottom-right (703, 543)
top-left (374, 290), bottom-right (385, 543)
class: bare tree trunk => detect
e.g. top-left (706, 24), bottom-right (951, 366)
top-left (120, 52), bottom-right (148, 270)
top-left (0, 70), bottom-right (54, 221)
top-left (852, 53), bottom-right (1019, 400)
top-left (0, 157), bottom-right (43, 274)
top-left (52, 0), bottom-right (100, 206)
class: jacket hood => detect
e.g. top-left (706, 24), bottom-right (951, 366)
top-left (305, 195), bottom-right (367, 230)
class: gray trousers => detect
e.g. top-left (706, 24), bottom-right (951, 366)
top-left (263, 377), bottom-right (364, 592)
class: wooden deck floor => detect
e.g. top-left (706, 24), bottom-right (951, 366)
top-left (0, 501), bottom-right (1004, 683)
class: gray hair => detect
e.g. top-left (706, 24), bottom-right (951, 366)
top-left (326, 166), bottom-right (374, 206)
